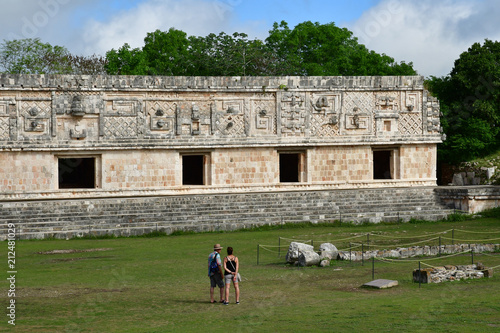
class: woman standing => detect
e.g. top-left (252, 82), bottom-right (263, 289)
top-left (223, 246), bottom-right (240, 305)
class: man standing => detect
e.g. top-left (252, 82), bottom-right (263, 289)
top-left (208, 244), bottom-right (224, 303)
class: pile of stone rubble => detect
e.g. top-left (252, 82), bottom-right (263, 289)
top-left (413, 263), bottom-right (493, 283)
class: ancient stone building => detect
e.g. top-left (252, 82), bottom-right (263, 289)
top-left (0, 75), bottom-right (452, 239)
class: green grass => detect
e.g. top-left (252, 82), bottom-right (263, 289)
top-left (1, 216), bottom-right (500, 332)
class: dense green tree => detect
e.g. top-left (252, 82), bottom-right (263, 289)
top-left (427, 39), bottom-right (500, 163)
top-left (0, 38), bottom-right (72, 74)
top-left (105, 21), bottom-right (416, 77)
top-left (142, 28), bottom-right (191, 75)
top-left (265, 21), bottom-right (416, 76)
top-left (105, 43), bottom-right (147, 75)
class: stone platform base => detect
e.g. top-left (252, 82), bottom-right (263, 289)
top-left (0, 186), bottom-right (457, 240)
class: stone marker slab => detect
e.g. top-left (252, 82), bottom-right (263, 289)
top-left (363, 279), bottom-right (398, 289)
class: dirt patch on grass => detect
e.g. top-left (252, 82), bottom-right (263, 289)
top-left (37, 248), bottom-right (113, 255)
top-left (17, 287), bottom-right (127, 298)
top-left (48, 256), bottom-right (115, 263)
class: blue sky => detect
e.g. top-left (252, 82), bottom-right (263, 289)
top-left (1, 0), bottom-right (500, 77)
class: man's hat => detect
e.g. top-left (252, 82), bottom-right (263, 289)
top-left (214, 244), bottom-right (223, 250)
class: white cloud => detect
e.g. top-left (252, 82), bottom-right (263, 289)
top-left (348, 0), bottom-right (500, 77)
top-left (81, 0), bottom-right (241, 55)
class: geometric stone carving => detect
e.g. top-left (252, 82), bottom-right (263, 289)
top-left (425, 95), bottom-right (441, 134)
top-left (24, 118), bottom-right (46, 132)
top-left (281, 92), bottom-right (307, 136)
top-left (253, 100), bottom-right (276, 135)
top-left (311, 114), bottom-right (339, 137)
top-left (375, 94), bottom-right (400, 111)
top-left (343, 91), bottom-right (374, 134)
top-left (105, 100), bottom-right (140, 116)
top-left (147, 101), bottom-right (176, 135)
top-left (405, 92), bottom-right (420, 112)
top-left (213, 100), bottom-right (246, 136)
top-left (399, 112), bottom-right (423, 135)
top-left (21, 100), bottom-right (51, 135)
top-left (103, 117), bottom-right (138, 138)
top-left (0, 117), bottom-right (10, 139)
top-left (214, 114), bottom-right (245, 136)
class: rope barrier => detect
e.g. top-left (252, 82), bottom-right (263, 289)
top-left (454, 229), bottom-right (500, 234)
top-left (279, 237), bottom-right (314, 243)
top-left (258, 245), bottom-right (281, 254)
top-left (441, 236), bottom-right (500, 242)
top-left (476, 252), bottom-right (500, 258)
top-left (369, 230), bottom-right (453, 239)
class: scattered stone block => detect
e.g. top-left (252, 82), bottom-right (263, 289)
top-left (319, 259), bottom-right (330, 267)
top-left (286, 242), bottom-right (314, 263)
top-left (363, 279), bottom-right (398, 289)
top-left (319, 243), bottom-right (338, 260)
top-left (298, 250), bottom-right (320, 267)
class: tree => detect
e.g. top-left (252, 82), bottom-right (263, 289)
top-left (265, 21), bottom-right (416, 76)
top-left (427, 39), bottom-right (500, 163)
top-left (105, 44), bottom-right (148, 75)
top-left (0, 38), bottom-right (72, 74)
top-left (104, 21), bottom-right (417, 77)
top-left (142, 28), bottom-right (190, 75)
top-left (66, 54), bottom-right (108, 75)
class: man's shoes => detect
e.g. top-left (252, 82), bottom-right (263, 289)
top-left (223, 301), bottom-right (229, 305)
top-left (236, 301), bottom-right (240, 304)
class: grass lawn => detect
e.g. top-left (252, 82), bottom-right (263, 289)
top-left (1, 216), bottom-right (500, 332)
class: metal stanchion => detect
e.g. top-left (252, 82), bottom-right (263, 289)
top-left (419, 261), bottom-right (421, 288)
top-left (278, 237), bottom-right (281, 258)
top-left (362, 243), bottom-right (364, 266)
top-left (372, 256), bottom-right (375, 280)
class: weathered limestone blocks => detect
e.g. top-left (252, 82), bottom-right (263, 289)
top-left (319, 243), bottom-right (338, 260)
top-left (298, 251), bottom-right (321, 267)
top-left (285, 242), bottom-right (314, 264)
top-left (338, 243), bottom-right (499, 261)
top-left (413, 263), bottom-right (492, 284)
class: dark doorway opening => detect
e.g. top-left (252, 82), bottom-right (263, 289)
top-left (280, 153), bottom-right (300, 182)
top-left (373, 150), bottom-right (392, 179)
top-left (183, 155), bottom-right (204, 185)
top-left (58, 157), bottom-right (95, 189)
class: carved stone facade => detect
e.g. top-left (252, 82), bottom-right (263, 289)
top-left (0, 75), bottom-right (442, 201)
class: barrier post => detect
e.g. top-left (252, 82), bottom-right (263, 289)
top-left (278, 237), bottom-right (281, 258)
top-left (362, 243), bottom-right (364, 266)
top-left (471, 248), bottom-right (474, 265)
top-left (367, 233), bottom-right (370, 251)
top-left (439, 237), bottom-right (441, 256)
top-left (349, 243), bottom-right (352, 264)
top-left (419, 261), bottom-right (421, 289)
top-left (372, 256), bottom-right (375, 280)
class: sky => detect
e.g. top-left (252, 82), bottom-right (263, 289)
top-left (1, 0), bottom-right (500, 77)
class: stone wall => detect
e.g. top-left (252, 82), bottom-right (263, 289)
top-left (0, 75), bottom-right (442, 197)
top-left (435, 186), bottom-right (500, 213)
top-left (0, 75), bottom-right (451, 238)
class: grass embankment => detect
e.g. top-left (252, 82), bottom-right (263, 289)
top-left (1, 214), bottom-right (500, 332)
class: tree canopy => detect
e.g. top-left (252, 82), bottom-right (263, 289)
top-left (427, 39), bottom-right (500, 163)
top-left (0, 38), bottom-right (107, 75)
top-left (105, 21), bottom-right (416, 76)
